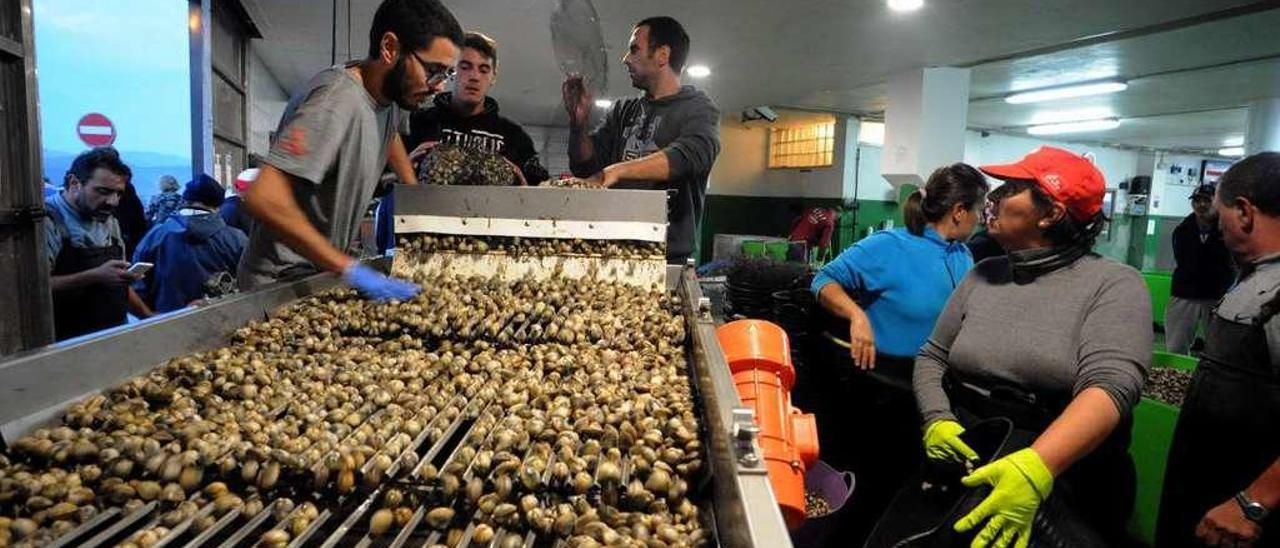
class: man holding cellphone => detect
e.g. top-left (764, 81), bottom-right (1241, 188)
top-left (45, 147), bottom-right (153, 341)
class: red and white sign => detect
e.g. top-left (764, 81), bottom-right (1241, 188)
top-left (77, 113), bottom-right (116, 147)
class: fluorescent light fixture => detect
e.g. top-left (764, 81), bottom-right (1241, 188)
top-left (858, 121), bottom-right (885, 146)
top-left (1221, 136), bottom-right (1244, 147)
top-left (1027, 118), bottom-right (1121, 135)
top-left (1218, 147), bottom-right (1245, 157)
top-left (1028, 107), bottom-right (1114, 126)
top-left (594, 99), bottom-right (613, 109)
top-left (887, 0), bottom-right (924, 11)
top-left (686, 65), bottom-right (711, 78)
top-left (1005, 81), bottom-right (1128, 104)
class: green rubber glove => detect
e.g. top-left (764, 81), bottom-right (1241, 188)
top-left (954, 448), bottom-right (1054, 548)
top-left (923, 419), bottom-right (979, 463)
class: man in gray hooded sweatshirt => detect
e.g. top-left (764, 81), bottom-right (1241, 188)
top-left (563, 16), bottom-right (721, 265)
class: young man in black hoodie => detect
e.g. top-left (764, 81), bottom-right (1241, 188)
top-left (407, 32), bottom-right (548, 185)
top-left (1166, 184), bottom-right (1236, 354)
top-left (562, 16), bottom-right (722, 265)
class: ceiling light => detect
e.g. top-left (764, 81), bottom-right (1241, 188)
top-left (1221, 136), bottom-right (1244, 147)
top-left (594, 99), bottom-right (613, 109)
top-left (686, 65), bottom-right (711, 78)
top-left (1028, 107), bottom-right (1115, 126)
top-left (1005, 81), bottom-right (1128, 104)
top-left (1218, 147), bottom-right (1245, 157)
top-left (1027, 118), bottom-right (1121, 135)
top-left (887, 0), bottom-right (924, 11)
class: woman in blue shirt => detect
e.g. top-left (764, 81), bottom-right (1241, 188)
top-left (811, 163), bottom-right (988, 543)
top-left (814, 163), bottom-right (989, 371)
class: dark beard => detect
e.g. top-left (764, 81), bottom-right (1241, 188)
top-left (382, 56), bottom-right (424, 111)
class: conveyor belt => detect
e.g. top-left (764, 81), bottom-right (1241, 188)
top-left (0, 186), bottom-right (794, 548)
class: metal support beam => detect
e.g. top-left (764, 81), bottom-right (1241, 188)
top-left (0, 0), bottom-right (56, 355)
top-left (189, 0), bottom-right (214, 180)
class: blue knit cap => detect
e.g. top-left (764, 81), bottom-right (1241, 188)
top-left (183, 174), bottom-right (225, 208)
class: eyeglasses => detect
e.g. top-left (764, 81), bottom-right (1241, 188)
top-left (409, 50), bottom-right (455, 86)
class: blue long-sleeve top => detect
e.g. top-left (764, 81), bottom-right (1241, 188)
top-left (811, 226), bottom-right (974, 358)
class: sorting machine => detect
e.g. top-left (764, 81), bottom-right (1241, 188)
top-left (0, 186), bottom-right (794, 547)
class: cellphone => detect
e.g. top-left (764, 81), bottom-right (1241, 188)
top-left (126, 262), bottom-right (154, 277)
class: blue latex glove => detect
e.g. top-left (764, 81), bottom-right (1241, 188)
top-left (342, 263), bottom-right (420, 302)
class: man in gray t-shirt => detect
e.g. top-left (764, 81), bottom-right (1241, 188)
top-left (563, 16), bottom-right (721, 264)
top-left (237, 0), bottom-right (462, 301)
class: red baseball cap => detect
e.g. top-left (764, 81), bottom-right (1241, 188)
top-left (979, 146), bottom-right (1106, 222)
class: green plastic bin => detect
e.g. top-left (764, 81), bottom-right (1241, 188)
top-left (1143, 272), bottom-right (1172, 329)
top-left (765, 241), bottom-right (789, 262)
top-left (741, 240), bottom-right (766, 258)
top-left (1151, 351), bottom-right (1198, 371)
top-left (1126, 351), bottom-right (1197, 546)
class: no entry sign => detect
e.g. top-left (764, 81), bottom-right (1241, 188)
top-left (77, 113), bottom-right (116, 147)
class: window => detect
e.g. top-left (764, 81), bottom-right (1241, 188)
top-left (769, 121), bottom-right (835, 169)
top-left (858, 121), bottom-right (885, 146)
top-left (31, 0), bottom-right (192, 206)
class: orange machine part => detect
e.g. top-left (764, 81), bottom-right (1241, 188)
top-left (716, 320), bottom-right (820, 530)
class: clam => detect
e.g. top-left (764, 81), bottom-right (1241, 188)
top-left (259, 529), bottom-right (290, 548)
top-left (368, 508), bottom-right (394, 536)
top-left (425, 507), bottom-right (454, 530)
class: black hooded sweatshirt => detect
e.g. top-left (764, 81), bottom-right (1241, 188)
top-left (570, 86), bottom-right (721, 264)
top-left (408, 93), bottom-right (549, 185)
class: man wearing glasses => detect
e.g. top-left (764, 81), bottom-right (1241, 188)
top-left (237, 0), bottom-right (462, 301)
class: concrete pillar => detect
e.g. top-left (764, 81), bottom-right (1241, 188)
top-left (881, 67), bottom-right (971, 191)
top-left (1246, 98), bottom-right (1280, 154)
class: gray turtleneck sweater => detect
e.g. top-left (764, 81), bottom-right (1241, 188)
top-left (913, 254), bottom-right (1152, 425)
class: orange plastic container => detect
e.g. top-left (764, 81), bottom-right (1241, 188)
top-left (716, 320), bottom-right (820, 530)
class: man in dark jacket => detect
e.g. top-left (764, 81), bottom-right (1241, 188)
top-left (133, 175), bottom-right (247, 313)
top-left (116, 170), bottom-right (149, 259)
top-left (407, 32), bottom-right (548, 185)
top-left (1166, 184), bottom-right (1236, 354)
top-left (562, 16), bottom-right (721, 264)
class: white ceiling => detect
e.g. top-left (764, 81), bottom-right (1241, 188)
top-left (246, 0), bottom-right (1279, 155)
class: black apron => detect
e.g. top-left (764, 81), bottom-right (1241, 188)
top-left (51, 235), bottom-right (128, 341)
top-left (946, 376), bottom-right (1137, 546)
top-left (1157, 291), bottom-right (1280, 547)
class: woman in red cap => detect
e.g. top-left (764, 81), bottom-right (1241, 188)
top-left (912, 146), bottom-right (1152, 547)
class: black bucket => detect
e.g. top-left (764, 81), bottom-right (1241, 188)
top-left (864, 418), bottom-right (1110, 548)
